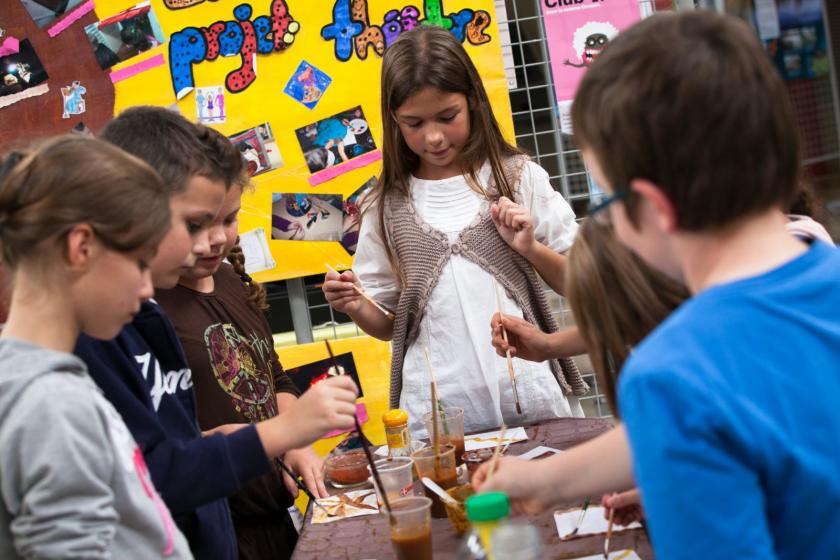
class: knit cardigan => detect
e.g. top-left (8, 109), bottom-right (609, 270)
top-left (383, 156), bottom-right (589, 409)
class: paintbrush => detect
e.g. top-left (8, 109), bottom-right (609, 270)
top-left (275, 458), bottom-right (336, 518)
top-left (324, 263), bottom-right (395, 320)
top-left (604, 502), bottom-right (616, 559)
top-left (566, 498), bottom-right (590, 539)
top-left (492, 279), bottom-right (522, 414)
top-left (430, 381), bottom-right (442, 477)
top-left (324, 340), bottom-right (395, 523)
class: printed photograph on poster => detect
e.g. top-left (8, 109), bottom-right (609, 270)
top-left (195, 86), bottom-right (225, 124)
top-left (20, 0), bottom-right (86, 28)
top-left (271, 193), bottom-right (344, 241)
top-left (295, 106), bottom-right (377, 174)
top-left (541, 0), bottom-right (641, 104)
top-left (1, 39), bottom-right (49, 107)
top-left (228, 123), bottom-right (283, 177)
top-left (283, 60), bottom-right (332, 109)
top-left (285, 352), bottom-right (364, 398)
top-left (84, 1), bottom-right (166, 71)
top-left (61, 81), bottom-right (86, 119)
top-left (341, 176), bottom-right (376, 255)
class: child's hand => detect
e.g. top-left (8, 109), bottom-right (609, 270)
top-left (275, 376), bottom-right (359, 451)
top-left (602, 490), bottom-right (645, 527)
top-left (491, 196), bottom-right (537, 257)
top-left (323, 270), bottom-right (363, 314)
top-left (472, 457), bottom-right (549, 515)
top-left (282, 446), bottom-right (328, 498)
top-left (491, 312), bottom-right (551, 363)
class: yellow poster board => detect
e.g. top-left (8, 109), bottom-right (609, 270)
top-left (98, 0), bottom-right (514, 281)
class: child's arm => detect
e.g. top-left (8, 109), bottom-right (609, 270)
top-left (323, 269), bottom-right (395, 340)
top-left (472, 425), bottom-right (635, 514)
top-left (76, 339), bottom-right (357, 515)
top-left (276, 391), bottom-right (329, 498)
top-left (491, 196), bottom-right (568, 295)
top-left (493, 163), bottom-right (579, 295)
top-left (490, 312), bottom-right (587, 362)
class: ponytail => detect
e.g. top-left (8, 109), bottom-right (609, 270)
top-left (227, 241), bottom-right (268, 310)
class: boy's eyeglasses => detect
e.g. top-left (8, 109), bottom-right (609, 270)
top-left (587, 188), bottom-right (628, 226)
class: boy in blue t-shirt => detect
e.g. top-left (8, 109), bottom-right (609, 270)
top-left (572, 11), bottom-right (840, 560)
top-left (475, 11), bottom-right (839, 560)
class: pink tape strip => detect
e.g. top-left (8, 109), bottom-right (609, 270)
top-left (307, 150), bottom-right (383, 186)
top-left (323, 403), bottom-right (368, 438)
top-left (0, 37), bottom-right (20, 57)
top-left (109, 53), bottom-right (166, 84)
top-left (47, 0), bottom-right (95, 37)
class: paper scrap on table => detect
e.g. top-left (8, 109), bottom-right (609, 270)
top-left (516, 445), bottom-right (561, 461)
top-left (555, 506), bottom-right (642, 540)
top-left (238, 228), bottom-right (275, 274)
top-left (311, 489), bottom-right (379, 524)
top-left (464, 426), bottom-right (527, 451)
top-left (566, 551), bottom-right (641, 560)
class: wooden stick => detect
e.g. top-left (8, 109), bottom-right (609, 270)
top-left (324, 340), bottom-right (395, 524)
top-left (430, 381), bottom-right (441, 478)
top-left (487, 424), bottom-right (507, 478)
top-left (423, 347), bottom-right (449, 435)
top-left (325, 263), bottom-right (395, 320)
top-left (493, 279), bottom-right (522, 414)
top-left (604, 502), bottom-right (616, 559)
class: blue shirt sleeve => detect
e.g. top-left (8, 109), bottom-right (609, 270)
top-left (619, 368), bottom-right (778, 560)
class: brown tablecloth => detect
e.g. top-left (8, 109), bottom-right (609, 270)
top-left (292, 417), bottom-right (653, 559)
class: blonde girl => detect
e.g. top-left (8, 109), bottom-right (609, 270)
top-left (324, 26), bottom-right (587, 436)
top-left (0, 136), bottom-right (191, 558)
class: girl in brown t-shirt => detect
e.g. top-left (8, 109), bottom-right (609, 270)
top-left (157, 178), bottom-right (326, 560)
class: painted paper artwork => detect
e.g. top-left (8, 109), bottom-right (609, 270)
top-left (341, 176), bottom-right (376, 255)
top-left (271, 193), bottom-right (344, 241)
top-left (542, 0), bottom-right (641, 103)
top-left (195, 86), bottom-right (225, 124)
top-left (295, 105), bottom-right (377, 174)
top-left (284, 351), bottom-right (363, 397)
top-left (0, 39), bottom-right (49, 109)
top-left (228, 123), bottom-right (283, 177)
top-left (84, 2), bottom-right (166, 71)
top-left (283, 60), bottom-right (332, 109)
top-left (19, 0), bottom-right (86, 28)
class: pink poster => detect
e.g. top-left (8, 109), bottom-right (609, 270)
top-left (542, 0), bottom-right (642, 104)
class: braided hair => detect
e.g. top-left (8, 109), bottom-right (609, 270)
top-left (226, 240), bottom-right (268, 310)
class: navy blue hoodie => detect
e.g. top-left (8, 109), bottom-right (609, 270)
top-left (75, 301), bottom-right (271, 560)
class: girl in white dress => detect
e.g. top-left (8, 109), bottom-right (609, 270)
top-left (323, 26), bottom-right (587, 436)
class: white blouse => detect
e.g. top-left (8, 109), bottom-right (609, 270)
top-left (354, 161), bottom-right (583, 437)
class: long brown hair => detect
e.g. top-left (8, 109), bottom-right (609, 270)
top-left (0, 136), bottom-right (169, 276)
top-left (373, 25), bottom-right (522, 284)
top-left (565, 219), bottom-right (689, 416)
